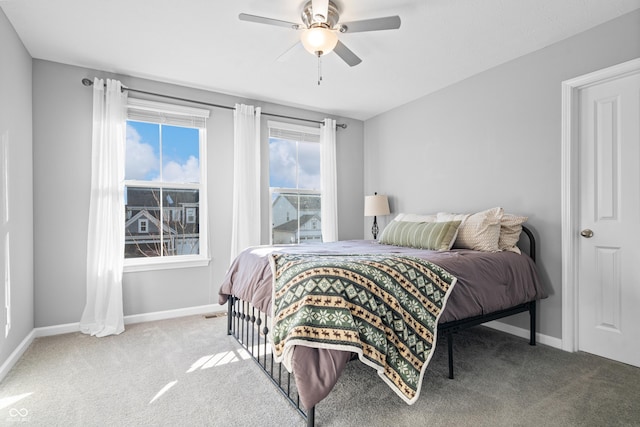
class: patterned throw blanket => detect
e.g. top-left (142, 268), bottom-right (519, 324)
top-left (269, 253), bottom-right (457, 404)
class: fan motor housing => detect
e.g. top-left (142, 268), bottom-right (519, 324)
top-left (301, 1), bottom-right (340, 28)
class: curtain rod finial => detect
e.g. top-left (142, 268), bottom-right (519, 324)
top-left (82, 78), bottom-right (93, 86)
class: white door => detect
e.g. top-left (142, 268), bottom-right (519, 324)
top-left (577, 70), bottom-right (640, 367)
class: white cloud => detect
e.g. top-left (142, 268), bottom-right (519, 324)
top-left (126, 125), bottom-right (159, 180)
top-left (297, 142), bottom-right (320, 189)
top-left (268, 139), bottom-right (321, 190)
top-left (269, 139), bottom-right (297, 187)
top-left (163, 155), bottom-right (200, 183)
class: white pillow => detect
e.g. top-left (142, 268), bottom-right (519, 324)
top-left (499, 213), bottom-right (528, 254)
top-left (437, 207), bottom-right (504, 252)
top-left (393, 213), bottom-right (437, 223)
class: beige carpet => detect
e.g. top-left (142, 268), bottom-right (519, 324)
top-left (1, 314), bottom-right (639, 426)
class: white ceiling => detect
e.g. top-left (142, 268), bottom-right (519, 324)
top-left (2, 0), bottom-right (639, 120)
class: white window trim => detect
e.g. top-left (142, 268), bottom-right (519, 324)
top-left (267, 120), bottom-right (320, 143)
top-left (124, 98), bottom-right (210, 271)
top-left (124, 256), bottom-right (209, 273)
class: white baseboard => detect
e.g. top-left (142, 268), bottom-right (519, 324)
top-left (484, 320), bottom-right (563, 349)
top-left (35, 322), bottom-right (82, 338)
top-left (0, 303), bottom-right (226, 382)
top-left (35, 303), bottom-right (225, 338)
top-left (123, 303), bottom-right (225, 325)
top-left (0, 329), bottom-right (35, 383)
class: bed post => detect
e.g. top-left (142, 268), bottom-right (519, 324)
top-left (307, 407), bottom-right (315, 427)
top-left (521, 225), bottom-right (535, 262)
top-left (529, 300), bottom-right (536, 346)
top-left (521, 225), bottom-right (537, 347)
top-left (227, 296), bottom-right (233, 335)
top-left (447, 332), bottom-right (454, 379)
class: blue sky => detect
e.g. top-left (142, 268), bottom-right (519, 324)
top-left (126, 121), bottom-right (200, 183)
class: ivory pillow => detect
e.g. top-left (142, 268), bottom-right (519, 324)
top-left (499, 214), bottom-right (528, 254)
top-left (393, 213), bottom-right (437, 223)
top-left (437, 207), bottom-right (504, 252)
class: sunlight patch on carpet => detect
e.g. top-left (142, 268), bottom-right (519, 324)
top-left (0, 392), bottom-right (33, 410)
top-left (149, 381), bottom-right (177, 404)
top-left (186, 350), bottom-right (251, 373)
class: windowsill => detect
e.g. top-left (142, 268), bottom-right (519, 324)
top-left (123, 256), bottom-right (210, 273)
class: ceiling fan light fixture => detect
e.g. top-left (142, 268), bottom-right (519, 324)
top-left (301, 26), bottom-right (338, 56)
top-left (239, 0), bottom-right (399, 68)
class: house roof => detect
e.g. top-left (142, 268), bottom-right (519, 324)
top-left (279, 195), bottom-right (321, 211)
top-left (273, 214), bottom-right (319, 232)
top-left (126, 187), bottom-right (199, 207)
top-left (125, 210), bottom-right (177, 235)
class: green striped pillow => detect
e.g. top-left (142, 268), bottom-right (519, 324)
top-left (378, 220), bottom-right (462, 251)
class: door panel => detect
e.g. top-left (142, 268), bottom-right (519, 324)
top-left (578, 72), bottom-right (640, 367)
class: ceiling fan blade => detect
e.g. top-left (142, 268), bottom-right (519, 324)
top-left (311, 0), bottom-right (329, 23)
top-left (339, 16), bottom-right (401, 33)
top-left (333, 40), bottom-right (362, 67)
top-left (276, 42), bottom-right (304, 62)
top-left (239, 13), bottom-right (300, 29)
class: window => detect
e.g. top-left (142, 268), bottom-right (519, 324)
top-left (268, 121), bottom-right (322, 244)
top-left (186, 207), bottom-right (196, 224)
top-left (124, 98), bottom-right (210, 270)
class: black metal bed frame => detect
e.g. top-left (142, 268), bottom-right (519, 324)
top-left (227, 226), bottom-right (537, 427)
top-left (227, 296), bottom-right (316, 425)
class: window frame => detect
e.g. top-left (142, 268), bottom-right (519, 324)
top-left (138, 219), bottom-right (148, 234)
top-left (268, 120), bottom-right (322, 245)
top-left (124, 98), bottom-right (210, 272)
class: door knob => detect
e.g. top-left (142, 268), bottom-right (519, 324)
top-left (580, 229), bottom-right (594, 238)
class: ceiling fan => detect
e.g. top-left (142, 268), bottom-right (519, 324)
top-left (239, 0), bottom-right (401, 67)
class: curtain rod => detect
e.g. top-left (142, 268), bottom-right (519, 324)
top-left (81, 78), bottom-right (347, 129)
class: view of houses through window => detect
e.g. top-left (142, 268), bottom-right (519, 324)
top-left (271, 193), bottom-right (321, 244)
top-left (124, 113), bottom-right (205, 260)
top-left (269, 122), bottom-right (322, 244)
top-left (124, 186), bottom-right (200, 258)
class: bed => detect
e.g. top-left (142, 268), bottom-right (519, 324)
top-left (219, 210), bottom-right (546, 426)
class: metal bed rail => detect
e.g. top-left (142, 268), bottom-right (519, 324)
top-left (227, 296), bottom-right (315, 426)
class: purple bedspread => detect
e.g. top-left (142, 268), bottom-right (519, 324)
top-left (219, 240), bottom-right (546, 409)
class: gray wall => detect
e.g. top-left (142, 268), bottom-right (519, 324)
top-left (6, 5), bottom-right (637, 364)
top-left (32, 60), bottom-right (364, 327)
top-left (0, 9), bottom-right (34, 366)
top-left (364, 10), bottom-right (640, 340)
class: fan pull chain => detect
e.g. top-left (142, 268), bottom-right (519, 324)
top-left (317, 52), bottom-right (323, 85)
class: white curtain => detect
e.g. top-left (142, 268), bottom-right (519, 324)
top-left (320, 118), bottom-right (338, 242)
top-left (230, 104), bottom-right (261, 260)
top-left (80, 78), bottom-right (127, 337)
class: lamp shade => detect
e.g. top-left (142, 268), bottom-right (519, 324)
top-left (301, 26), bottom-right (338, 55)
top-left (364, 194), bottom-right (390, 217)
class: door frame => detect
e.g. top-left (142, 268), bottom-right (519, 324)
top-left (561, 57), bottom-right (640, 352)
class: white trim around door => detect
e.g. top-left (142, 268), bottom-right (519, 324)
top-left (560, 57), bottom-right (640, 352)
